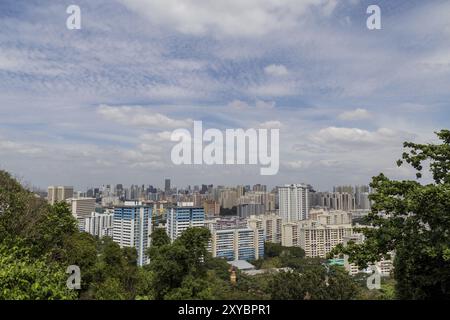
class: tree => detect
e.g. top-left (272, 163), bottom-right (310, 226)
top-left (147, 227), bottom-right (213, 299)
top-left (333, 130), bottom-right (450, 299)
top-left (0, 243), bottom-right (77, 300)
top-left (267, 265), bottom-right (358, 300)
top-left (150, 228), bottom-right (170, 248)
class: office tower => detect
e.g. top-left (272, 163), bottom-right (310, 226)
top-left (67, 197), bottom-right (96, 230)
top-left (210, 227), bottom-right (264, 261)
top-left (278, 184), bottom-right (309, 222)
top-left (236, 185), bottom-right (245, 198)
top-left (248, 213), bottom-right (283, 244)
top-left (84, 210), bottom-right (114, 238)
top-left (112, 201), bottom-right (152, 266)
top-left (281, 209), bottom-right (353, 258)
top-left (166, 202), bottom-right (205, 241)
top-left (165, 179), bottom-right (171, 193)
top-left (47, 186), bottom-right (74, 205)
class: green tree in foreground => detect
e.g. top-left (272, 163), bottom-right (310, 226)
top-left (268, 265), bottom-right (359, 300)
top-left (0, 243), bottom-right (76, 300)
top-left (333, 130), bottom-right (450, 299)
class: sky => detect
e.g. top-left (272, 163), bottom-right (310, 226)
top-left (0, 0), bottom-right (449, 191)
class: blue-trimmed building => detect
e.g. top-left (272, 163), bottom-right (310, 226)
top-left (211, 227), bottom-right (265, 261)
top-left (112, 201), bottom-right (152, 266)
top-left (166, 202), bottom-right (205, 241)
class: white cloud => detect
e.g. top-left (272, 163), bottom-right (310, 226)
top-left (338, 108), bottom-right (371, 121)
top-left (97, 105), bottom-right (193, 128)
top-left (312, 127), bottom-right (399, 145)
top-left (0, 137), bottom-right (42, 155)
top-left (264, 64), bottom-right (289, 76)
top-left (119, 0), bottom-right (339, 37)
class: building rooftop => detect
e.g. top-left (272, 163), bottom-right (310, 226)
top-left (227, 260), bottom-right (256, 271)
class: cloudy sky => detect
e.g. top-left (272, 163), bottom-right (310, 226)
top-left (0, 0), bottom-right (449, 191)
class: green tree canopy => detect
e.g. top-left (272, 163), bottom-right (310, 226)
top-left (332, 130), bottom-right (450, 299)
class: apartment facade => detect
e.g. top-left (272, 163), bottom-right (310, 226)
top-left (281, 210), bottom-right (353, 258)
top-left (278, 184), bottom-right (309, 222)
top-left (166, 202), bottom-right (205, 241)
top-left (84, 210), bottom-right (113, 238)
top-left (210, 227), bottom-right (265, 261)
top-left (112, 201), bottom-right (152, 266)
top-left (248, 213), bottom-right (282, 244)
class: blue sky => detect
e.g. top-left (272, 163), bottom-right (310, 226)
top-left (0, 0), bottom-right (449, 191)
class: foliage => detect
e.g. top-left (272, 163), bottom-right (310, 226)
top-left (332, 130), bottom-right (450, 299)
top-left (0, 243), bottom-right (77, 300)
top-left (267, 265), bottom-right (359, 300)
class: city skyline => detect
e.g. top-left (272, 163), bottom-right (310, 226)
top-left (1, 0), bottom-right (449, 191)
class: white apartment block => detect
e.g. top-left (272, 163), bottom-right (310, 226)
top-left (166, 202), bottom-right (205, 241)
top-left (210, 227), bottom-right (265, 261)
top-left (282, 223), bottom-right (300, 247)
top-left (248, 213), bottom-right (282, 244)
top-left (112, 202), bottom-right (152, 266)
top-left (278, 184), bottom-right (309, 222)
top-left (84, 210), bottom-right (113, 238)
top-left (282, 210), bottom-right (353, 258)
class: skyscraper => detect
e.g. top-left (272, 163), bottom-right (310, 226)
top-left (278, 184), bottom-right (309, 222)
top-left (112, 201), bottom-right (152, 266)
top-left (165, 178), bottom-right (171, 194)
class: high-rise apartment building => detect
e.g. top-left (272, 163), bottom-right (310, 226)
top-left (316, 192), bottom-right (355, 211)
top-left (282, 210), bottom-right (353, 258)
top-left (112, 201), bottom-right (152, 266)
top-left (248, 213), bottom-right (283, 244)
top-left (84, 210), bottom-right (114, 238)
top-left (203, 200), bottom-right (220, 217)
top-left (47, 186), bottom-right (74, 205)
top-left (278, 184), bottom-right (309, 222)
top-left (237, 203), bottom-right (265, 218)
top-left (166, 202), bottom-right (205, 241)
top-left (219, 189), bottom-right (238, 209)
top-left (210, 227), bottom-right (264, 261)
